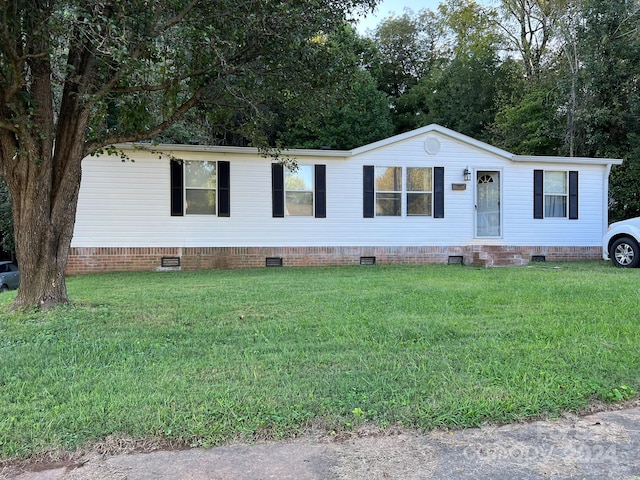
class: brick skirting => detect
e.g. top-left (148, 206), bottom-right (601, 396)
top-left (65, 245), bottom-right (603, 275)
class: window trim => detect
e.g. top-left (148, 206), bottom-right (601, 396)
top-left (363, 165), bottom-right (444, 218)
top-left (184, 160), bottom-right (218, 215)
top-left (406, 167), bottom-right (434, 217)
top-left (170, 159), bottom-right (230, 217)
top-left (272, 163), bottom-right (326, 218)
top-left (544, 170), bottom-right (568, 218)
top-left (375, 166), bottom-right (403, 217)
top-left (533, 169), bottom-right (578, 220)
top-left (285, 164), bottom-right (315, 217)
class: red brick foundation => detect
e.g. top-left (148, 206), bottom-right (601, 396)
top-left (65, 245), bottom-right (603, 275)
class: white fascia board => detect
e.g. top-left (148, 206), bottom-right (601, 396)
top-left (112, 143), bottom-right (351, 159)
top-left (512, 155), bottom-right (623, 166)
top-left (350, 123), bottom-right (514, 160)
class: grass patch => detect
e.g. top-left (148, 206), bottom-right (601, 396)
top-left (1, 262), bottom-right (639, 459)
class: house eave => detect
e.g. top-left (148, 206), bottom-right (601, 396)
top-left (512, 155), bottom-right (623, 166)
top-left (113, 142), bottom-right (351, 159)
top-left (350, 124), bottom-right (514, 160)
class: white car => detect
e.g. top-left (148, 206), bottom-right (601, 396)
top-left (603, 216), bottom-right (640, 267)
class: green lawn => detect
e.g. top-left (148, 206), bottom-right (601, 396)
top-left (1, 262), bottom-right (639, 459)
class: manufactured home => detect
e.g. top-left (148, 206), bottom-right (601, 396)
top-left (68, 124), bottom-right (622, 274)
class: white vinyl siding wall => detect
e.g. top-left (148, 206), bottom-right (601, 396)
top-left (73, 130), bottom-right (612, 249)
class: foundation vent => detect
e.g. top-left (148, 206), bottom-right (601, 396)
top-left (265, 257), bottom-right (283, 267)
top-left (448, 256), bottom-right (464, 265)
top-left (161, 257), bottom-right (181, 268)
top-left (360, 256), bottom-right (376, 265)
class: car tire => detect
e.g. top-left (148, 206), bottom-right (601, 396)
top-left (610, 236), bottom-right (640, 268)
top-left (0, 285), bottom-right (8, 293)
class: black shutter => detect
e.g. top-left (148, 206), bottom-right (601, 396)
top-left (533, 169), bottom-right (544, 219)
top-left (272, 163), bottom-right (284, 217)
top-left (315, 164), bottom-right (326, 218)
top-left (434, 166), bottom-right (445, 218)
top-left (363, 165), bottom-right (375, 218)
top-left (569, 170), bottom-right (578, 219)
top-left (218, 161), bottom-right (230, 217)
top-left (170, 160), bottom-right (184, 216)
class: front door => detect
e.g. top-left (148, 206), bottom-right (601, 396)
top-left (476, 171), bottom-right (501, 237)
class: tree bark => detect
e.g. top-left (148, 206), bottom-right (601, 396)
top-left (1, 47), bottom-right (90, 310)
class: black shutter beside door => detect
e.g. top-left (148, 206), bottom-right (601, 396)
top-left (434, 167), bottom-right (445, 218)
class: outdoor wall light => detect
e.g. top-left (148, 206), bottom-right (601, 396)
top-left (463, 167), bottom-right (471, 182)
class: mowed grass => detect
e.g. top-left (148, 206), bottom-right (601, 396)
top-left (1, 262), bottom-right (639, 459)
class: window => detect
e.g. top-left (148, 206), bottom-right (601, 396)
top-left (363, 166), bottom-right (441, 218)
top-left (375, 167), bottom-right (402, 216)
top-left (185, 161), bottom-right (217, 214)
top-left (285, 165), bottom-right (314, 216)
top-left (544, 171), bottom-right (567, 217)
top-left (272, 164), bottom-right (326, 218)
top-left (407, 167), bottom-right (433, 216)
top-left (170, 160), bottom-right (230, 217)
top-left (533, 170), bottom-right (578, 219)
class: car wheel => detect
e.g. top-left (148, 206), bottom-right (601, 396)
top-left (610, 236), bottom-right (640, 268)
top-left (0, 285), bottom-right (8, 293)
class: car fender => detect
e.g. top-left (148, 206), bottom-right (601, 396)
top-left (603, 218), bottom-right (640, 260)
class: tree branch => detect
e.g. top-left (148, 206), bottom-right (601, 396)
top-left (84, 86), bottom-right (206, 154)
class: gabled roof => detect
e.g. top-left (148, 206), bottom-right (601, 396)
top-left (119, 124), bottom-right (622, 166)
top-left (351, 123), bottom-right (513, 159)
top-left (351, 124), bottom-right (623, 166)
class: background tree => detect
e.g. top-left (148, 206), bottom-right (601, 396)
top-left (490, 82), bottom-right (564, 155)
top-left (0, 0), bottom-right (377, 310)
top-left (391, 0), bottom-right (513, 139)
top-left (495, 0), bottom-right (567, 80)
top-left (369, 9), bottom-right (443, 99)
top-left (278, 25), bottom-right (394, 149)
top-left (575, 0), bottom-right (640, 221)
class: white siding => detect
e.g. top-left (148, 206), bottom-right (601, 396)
top-left (72, 130), bottom-right (613, 249)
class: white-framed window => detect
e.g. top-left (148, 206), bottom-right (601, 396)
top-left (544, 171), bottom-right (567, 218)
top-left (185, 161), bottom-right (217, 215)
top-left (375, 166), bottom-right (402, 216)
top-left (374, 166), bottom-right (433, 216)
top-left (406, 167), bottom-right (433, 216)
top-left (285, 164), bottom-right (314, 216)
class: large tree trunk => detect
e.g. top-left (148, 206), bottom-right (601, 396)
top-left (9, 152), bottom-right (83, 310)
top-left (0, 18), bottom-right (95, 310)
top-left (7, 124), bottom-right (87, 310)
top-left (1, 51), bottom-right (90, 309)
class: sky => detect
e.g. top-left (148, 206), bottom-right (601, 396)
top-left (355, 0), bottom-right (443, 34)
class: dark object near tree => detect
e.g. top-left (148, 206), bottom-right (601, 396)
top-left (0, 261), bottom-right (19, 292)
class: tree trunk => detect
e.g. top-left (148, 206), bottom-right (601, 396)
top-left (3, 87), bottom-right (89, 310)
top-left (8, 139), bottom-right (85, 310)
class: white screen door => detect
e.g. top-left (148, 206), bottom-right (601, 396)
top-left (476, 171), bottom-right (501, 237)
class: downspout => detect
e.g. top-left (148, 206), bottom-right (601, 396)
top-left (603, 163), bottom-right (613, 235)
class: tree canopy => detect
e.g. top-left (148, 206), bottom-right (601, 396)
top-left (0, 0), bottom-right (378, 309)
